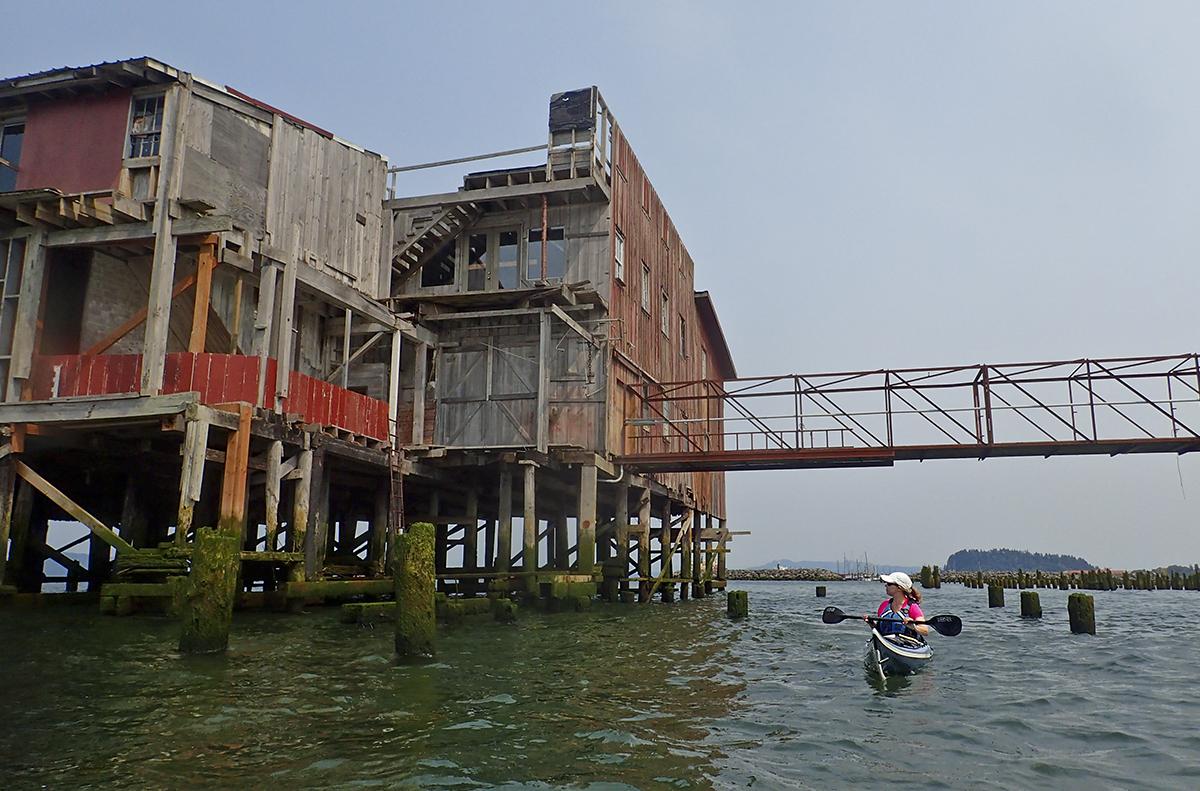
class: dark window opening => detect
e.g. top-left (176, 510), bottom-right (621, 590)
top-left (0, 122), bottom-right (25, 192)
top-left (467, 234), bottom-right (488, 291)
top-left (40, 249), bottom-right (90, 355)
top-left (526, 226), bottom-right (566, 281)
top-left (421, 244), bottom-right (456, 288)
top-left (498, 230), bottom-right (520, 289)
top-left (128, 95), bottom-right (164, 158)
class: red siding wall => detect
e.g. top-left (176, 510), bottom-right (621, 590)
top-left (16, 89), bottom-right (130, 194)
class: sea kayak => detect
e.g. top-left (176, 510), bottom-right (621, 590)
top-left (864, 628), bottom-right (932, 678)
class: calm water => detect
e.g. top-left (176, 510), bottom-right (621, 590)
top-left (2, 581), bottom-right (1198, 789)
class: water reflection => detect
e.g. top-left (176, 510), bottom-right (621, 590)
top-left (0, 597), bottom-right (744, 789)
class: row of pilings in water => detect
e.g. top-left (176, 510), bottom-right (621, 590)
top-left (936, 567), bottom-right (1200, 591)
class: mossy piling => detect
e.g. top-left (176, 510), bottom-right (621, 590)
top-left (1068, 592), bottom-right (1096, 634)
top-left (395, 522), bottom-right (436, 660)
top-left (987, 584), bottom-right (1005, 608)
top-left (1019, 590), bottom-right (1041, 618)
top-left (178, 528), bottom-right (240, 654)
top-left (727, 590), bottom-right (748, 618)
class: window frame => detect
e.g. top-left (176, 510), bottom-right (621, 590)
top-left (640, 262), bottom-right (651, 313)
top-left (613, 227), bottom-right (625, 284)
top-left (660, 290), bottom-right (670, 337)
top-left (126, 93), bottom-right (166, 159)
top-left (679, 314), bottom-right (687, 359)
top-left (0, 118), bottom-right (25, 193)
top-left (525, 225), bottom-right (567, 283)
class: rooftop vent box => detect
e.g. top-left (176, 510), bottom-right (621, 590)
top-left (549, 88), bottom-right (596, 133)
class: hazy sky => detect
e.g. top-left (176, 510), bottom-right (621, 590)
top-left (6, 2), bottom-right (1199, 569)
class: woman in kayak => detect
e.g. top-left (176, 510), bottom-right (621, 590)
top-left (867, 572), bottom-right (930, 638)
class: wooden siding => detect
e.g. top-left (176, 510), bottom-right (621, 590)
top-left (604, 123), bottom-right (727, 518)
top-left (179, 92), bottom-right (386, 300)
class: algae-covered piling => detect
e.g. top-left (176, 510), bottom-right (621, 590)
top-left (1020, 590), bottom-right (1042, 618)
top-left (1068, 592), bottom-right (1096, 635)
top-left (727, 590), bottom-right (748, 618)
top-left (395, 522), bottom-right (436, 659)
top-left (988, 584), bottom-right (1005, 608)
top-left (178, 528), bottom-right (240, 654)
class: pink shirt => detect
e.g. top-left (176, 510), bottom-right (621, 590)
top-left (878, 598), bottom-right (924, 620)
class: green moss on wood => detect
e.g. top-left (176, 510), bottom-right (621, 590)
top-left (1020, 590), bottom-right (1042, 618)
top-left (178, 529), bottom-right (240, 654)
top-left (987, 584), bottom-right (1005, 608)
top-left (394, 522), bottom-right (436, 659)
top-left (728, 590), bottom-right (749, 618)
top-left (1068, 592), bottom-right (1096, 635)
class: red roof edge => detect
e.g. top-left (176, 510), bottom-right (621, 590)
top-left (693, 291), bottom-right (737, 379)
top-left (224, 85), bottom-right (334, 139)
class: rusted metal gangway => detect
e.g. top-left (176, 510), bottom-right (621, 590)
top-left (617, 354), bottom-right (1200, 472)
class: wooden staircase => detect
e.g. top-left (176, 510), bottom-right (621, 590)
top-left (391, 202), bottom-right (481, 275)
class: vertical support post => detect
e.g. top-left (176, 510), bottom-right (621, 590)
top-left (175, 415), bottom-right (210, 546)
top-left (217, 404), bottom-right (252, 540)
top-left (536, 310), bottom-right (551, 453)
top-left (612, 481), bottom-right (629, 601)
top-left (660, 500), bottom-right (674, 603)
top-left (395, 522), bottom-right (436, 660)
top-left (253, 262), bottom-right (278, 407)
top-left (87, 531), bottom-right (109, 592)
top-left (370, 480), bottom-right (389, 576)
top-left (522, 463), bottom-right (537, 593)
top-left (411, 341), bottom-right (427, 445)
top-left (577, 462), bottom-right (597, 576)
top-left (679, 506), bottom-right (692, 601)
top-left (264, 440), bottom-right (283, 550)
top-left (274, 257), bottom-right (298, 410)
top-left (188, 236), bottom-right (217, 352)
top-left (691, 510), bottom-right (704, 598)
top-left (553, 501), bottom-right (569, 571)
top-left (497, 466), bottom-right (513, 573)
top-left (304, 446), bottom-right (329, 581)
top-left (483, 519), bottom-right (496, 571)
top-left (4, 480), bottom-right (32, 588)
top-left (430, 491), bottom-right (446, 579)
top-left (704, 512), bottom-right (715, 594)
top-left (637, 487), bottom-right (651, 602)
top-left (463, 487), bottom-right (478, 573)
top-left (291, 445), bottom-right (312, 570)
top-left (179, 528), bottom-right (240, 654)
top-left (120, 475), bottom-right (148, 549)
top-left (716, 518), bottom-right (727, 584)
top-left (141, 82), bottom-right (188, 395)
top-left (388, 330), bottom-right (403, 446)
top-left (0, 460), bottom-right (14, 586)
top-left (341, 308), bottom-right (353, 389)
top-left (7, 230), bottom-right (46, 401)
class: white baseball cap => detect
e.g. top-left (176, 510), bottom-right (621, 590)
top-left (879, 572), bottom-right (914, 592)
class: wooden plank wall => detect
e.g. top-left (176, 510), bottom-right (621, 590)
top-left (180, 91), bottom-right (386, 300)
top-left (604, 123), bottom-right (727, 519)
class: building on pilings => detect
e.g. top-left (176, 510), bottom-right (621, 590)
top-left (0, 59), bottom-right (736, 610)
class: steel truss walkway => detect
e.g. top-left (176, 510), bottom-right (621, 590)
top-left (617, 354), bottom-right (1200, 472)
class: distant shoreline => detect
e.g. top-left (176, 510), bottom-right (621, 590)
top-left (727, 568), bottom-right (843, 581)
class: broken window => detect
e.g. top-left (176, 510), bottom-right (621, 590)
top-left (702, 348), bottom-right (708, 380)
top-left (614, 228), bottom-right (625, 283)
top-left (679, 315), bottom-right (687, 358)
top-left (467, 234), bottom-right (488, 291)
top-left (421, 243), bottom-right (456, 288)
top-left (498, 230), bottom-right (520, 289)
top-left (660, 291), bottom-right (669, 336)
top-left (640, 262), bottom-right (650, 313)
top-left (0, 121), bottom-right (24, 192)
top-left (526, 226), bottom-right (566, 281)
top-left (128, 95), bottom-right (164, 158)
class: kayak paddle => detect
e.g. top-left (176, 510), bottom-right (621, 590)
top-left (821, 606), bottom-right (963, 637)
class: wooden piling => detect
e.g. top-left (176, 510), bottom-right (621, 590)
top-left (497, 466), bottom-right (513, 573)
top-left (395, 522), bottom-right (436, 660)
top-left (1020, 590), bottom-right (1041, 618)
top-left (179, 528), bottom-right (241, 654)
top-left (1068, 592), bottom-right (1096, 635)
top-left (522, 463), bottom-right (537, 594)
top-left (988, 584), bottom-right (1005, 608)
top-left (636, 487), bottom-right (651, 602)
top-left (727, 590), bottom-right (748, 618)
top-left (816, 585), bottom-right (827, 597)
top-left (577, 463), bottom-right (597, 575)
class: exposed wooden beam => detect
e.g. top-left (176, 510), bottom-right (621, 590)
top-left (43, 215), bottom-right (235, 248)
top-left (188, 237), bottom-right (218, 352)
top-left (14, 460), bottom-right (135, 555)
top-left (0, 391), bottom-right (198, 424)
top-left (384, 175), bottom-right (598, 211)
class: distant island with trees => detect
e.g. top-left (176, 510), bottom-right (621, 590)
top-left (945, 548), bottom-right (1093, 572)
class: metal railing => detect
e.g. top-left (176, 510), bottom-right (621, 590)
top-left (620, 354), bottom-right (1200, 470)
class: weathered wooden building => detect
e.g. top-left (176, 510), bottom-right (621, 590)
top-left (0, 59), bottom-right (735, 622)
